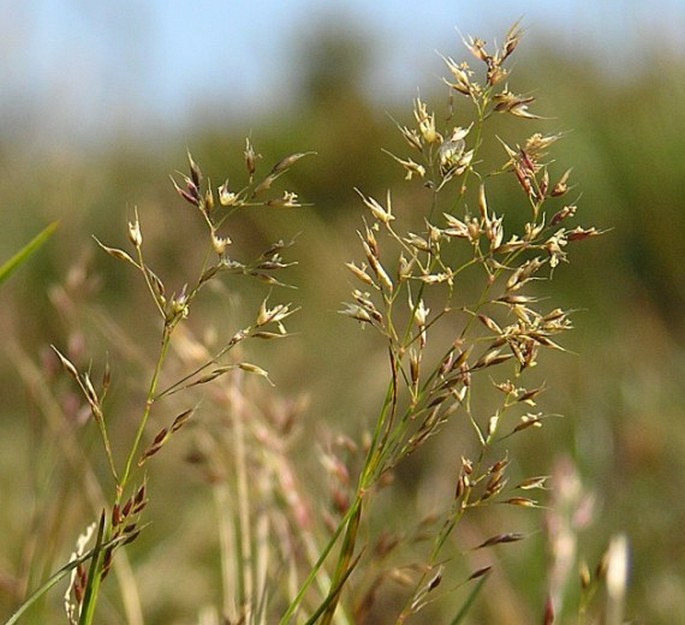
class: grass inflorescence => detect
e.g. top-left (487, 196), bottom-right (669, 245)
top-left (2, 23), bottom-right (623, 625)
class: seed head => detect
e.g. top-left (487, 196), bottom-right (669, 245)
top-left (551, 204), bottom-right (576, 226)
top-left (413, 299), bottom-right (429, 328)
top-left (501, 21), bottom-right (523, 61)
top-left (186, 150), bottom-right (202, 188)
top-left (211, 231), bottom-right (231, 256)
top-left (345, 261), bottom-right (375, 286)
top-left (413, 97), bottom-right (440, 144)
top-left (384, 150), bottom-right (426, 180)
top-left (168, 286), bottom-right (189, 321)
top-left (439, 126), bottom-right (473, 176)
top-left (493, 89), bottom-right (540, 119)
top-left (244, 137), bottom-right (259, 180)
top-left (127, 212), bottom-right (142, 248)
top-left (487, 64), bottom-right (509, 86)
top-left (440, 54), bottom-right (475, 96)
top-left (256, 299), bottom-right (293, 330)
top-left (463, 35), bottom-right (490, 64)
top-left (237, 362), bottom-right (274, 385)
top-left (266, 191), bottom-right (302, 208)
top-left (270, 151), bottom-right (316, 175)
top-left (355, 189), bottom-right (394, 224)
top-left (218, 180), bottom-right (242, 206)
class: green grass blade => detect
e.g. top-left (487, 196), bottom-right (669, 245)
top-left (78, 511), bottom-right (107, 625)
top-left (448, 574), bottom-right (489, 625)
top-left (0, 221), bottom-right (59, 286)
top-left (302, 551), bottom-right (363, 625)
top-left (2, 529), bottom-right (124, 625)
top-left (3, 559), bottom-right (83, 625)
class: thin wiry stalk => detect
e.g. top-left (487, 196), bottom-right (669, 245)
top-left (118, 325), bottom-right (172, 498)
top-left (231, 375), bottom-right (254, 616)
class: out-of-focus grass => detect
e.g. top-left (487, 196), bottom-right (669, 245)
top-left (0, 34), bottom-right (684, 624)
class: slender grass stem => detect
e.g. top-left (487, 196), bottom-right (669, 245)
top-left (119, 324), bottom-right (172, 498)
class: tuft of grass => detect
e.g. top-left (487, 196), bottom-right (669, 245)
top-left (2, 24), bottom-right (625, 625)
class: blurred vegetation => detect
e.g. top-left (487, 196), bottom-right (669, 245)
top-left (1, 20), bottom-right (684, 625)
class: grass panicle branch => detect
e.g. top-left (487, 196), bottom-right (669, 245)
top-left (5, 142), bottom-right (309, 625)
top-left (314, 23), bottom-right (602, 624)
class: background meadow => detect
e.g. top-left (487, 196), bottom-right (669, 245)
top-left (1, 2), bottom-right (684, 624)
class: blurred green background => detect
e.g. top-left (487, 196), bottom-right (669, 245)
top-left (1, 2), bottom-right (684, 624)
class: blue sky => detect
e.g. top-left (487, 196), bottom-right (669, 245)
top-left (1, 0), bottom-right (683, 149)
